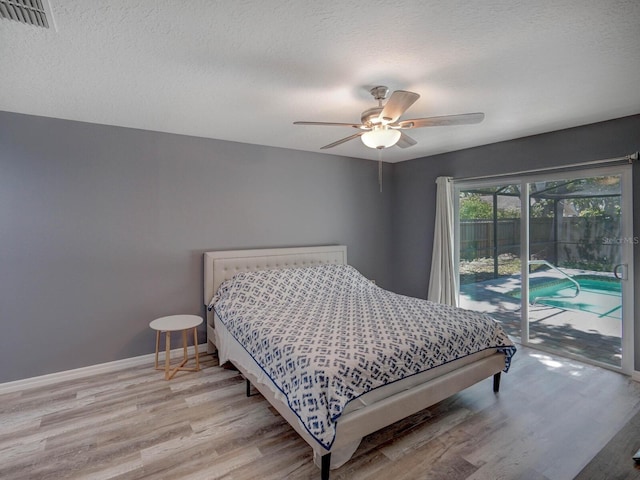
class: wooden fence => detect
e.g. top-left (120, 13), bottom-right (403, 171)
top-left (460, 217), bottom-right (621, 268)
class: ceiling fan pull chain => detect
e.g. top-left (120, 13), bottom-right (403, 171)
top-left (378, 148), bottom-right (383, 193)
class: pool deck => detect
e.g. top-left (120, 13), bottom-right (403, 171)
top-left (460, 269), bottom-right (622, 367)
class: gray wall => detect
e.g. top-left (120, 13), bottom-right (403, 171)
top-left (391, 114), bottom-right (640, 368)
top-left (2, 110), bottom-right (638, 383)
top-left (0, 111), bottom-right (394, 383)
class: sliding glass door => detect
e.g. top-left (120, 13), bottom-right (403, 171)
top-left (455, 165), bottom-right (634, 372)
top-left (456, 184), bottom-right (522, 339)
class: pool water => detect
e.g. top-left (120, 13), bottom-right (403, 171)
top-left (510, 276), bottom-right (622, 319)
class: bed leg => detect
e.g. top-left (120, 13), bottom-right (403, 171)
top-left (493, 372), bottom-right (501, 393)
top-left (246, 378), bottom-right (251, 397)
top-left (320, 453), bottom-right (331, 480)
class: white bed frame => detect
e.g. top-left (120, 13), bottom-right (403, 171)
top-left (203, 245), bottom-right (506, 479)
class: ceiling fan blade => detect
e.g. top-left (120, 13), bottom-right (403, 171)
top-left (320, 132), bottom-right (364, 149)
top-left (399, 112), bottom-right (485, 128)
top-left (396, 132), bottom-right (417, 148)
top-left (378, 90), bottom-right (420, 123)
top-left (294, 121), bottom-right (363, 128)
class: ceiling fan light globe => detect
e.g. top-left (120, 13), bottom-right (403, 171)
top-left (361, 126), bottom-right (401, 149)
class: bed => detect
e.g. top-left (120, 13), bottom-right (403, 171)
top-left (203, 245), bottom-right (515, 479)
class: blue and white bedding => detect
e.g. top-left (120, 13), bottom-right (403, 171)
top-left (209, 264), bottom-right (516, 450)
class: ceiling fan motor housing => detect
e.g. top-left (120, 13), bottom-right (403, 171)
top-left (361, 107), bottom-right (384, 126)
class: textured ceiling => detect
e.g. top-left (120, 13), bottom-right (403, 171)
top-left (1, 0), bottom-right (639, 163)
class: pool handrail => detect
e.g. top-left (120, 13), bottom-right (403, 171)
top-left (528, 260), bottom-right (581, 305)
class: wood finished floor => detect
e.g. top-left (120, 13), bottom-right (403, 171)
top-left (1, 346), bottom-right (640, 480)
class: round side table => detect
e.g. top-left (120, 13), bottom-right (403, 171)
top-left (150, 315), bottom-right (203, 380)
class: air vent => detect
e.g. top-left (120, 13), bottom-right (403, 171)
top-left (0, 0), bottom-right (52, 29)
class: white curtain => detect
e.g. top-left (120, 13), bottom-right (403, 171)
top-left (427, 176), bottom-right (458, 306)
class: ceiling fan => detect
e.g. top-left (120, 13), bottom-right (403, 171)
top-left (294, 86), bottom-right (484, 150)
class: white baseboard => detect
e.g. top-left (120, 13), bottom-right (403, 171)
top-left (6, 347), bottom-right (637, 391)
top-left (0, 343), bottom-right (209, 395)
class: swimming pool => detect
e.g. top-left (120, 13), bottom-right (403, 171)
top-left (509, 275), bottom-right (622, 319)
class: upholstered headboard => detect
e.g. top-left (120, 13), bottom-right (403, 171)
top-left (203, 245), bottom-right (347, 306)
top-left (203, 245), bottom-right (347, 352)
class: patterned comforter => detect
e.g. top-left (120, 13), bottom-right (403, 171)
top-left (209, 264), bottom-right (516, 449)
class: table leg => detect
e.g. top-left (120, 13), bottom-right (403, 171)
top-left (165, 331), bottom-right (171, 380)
top-left (152, 323), bottom-right (202, 380)
top-left (193, 327), bottom-right (200, 371)
top-left (154, 330), bottom-right (160, 369)
top-left (182, 329), bottom-right (188, 363)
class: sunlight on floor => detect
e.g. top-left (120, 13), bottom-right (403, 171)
top-left (530, 352), bottom-right (587, 377)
